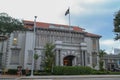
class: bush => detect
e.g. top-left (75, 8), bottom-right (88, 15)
top-left (53, 66), bottom-right (93, 75)
top-left (92, 70), bottom-right (110, 74)
top-left (8, 69), bottom-right (17, 75)
top-left (93, 70), bottom-right (109, 74)
top-left (109, 72), bottom-right (120, 75)
top-left (7, 69), bottom-right (28, 75)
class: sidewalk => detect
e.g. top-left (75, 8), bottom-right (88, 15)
top-left (0, 74), bottom-right (24, 78)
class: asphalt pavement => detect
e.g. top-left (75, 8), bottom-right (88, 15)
top-left (0, 75), bottom-right (120, 80)
top-left (17, 75), bottom-right (120, 80)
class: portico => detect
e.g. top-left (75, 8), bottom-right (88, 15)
top-left (55, 41), bottom-right (87, 66)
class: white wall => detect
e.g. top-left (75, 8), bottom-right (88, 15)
top-left (24, 31), bottom-right (34, 69)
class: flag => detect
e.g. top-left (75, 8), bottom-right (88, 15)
top-left (65, 8), bottom-right (69, 16)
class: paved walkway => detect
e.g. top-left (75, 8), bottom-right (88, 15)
top-left (0, 74), bottom-right (24, 78)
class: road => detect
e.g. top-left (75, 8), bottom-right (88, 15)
top-left (53, 78), bottom-right (120, 80)
top-left (0, 75), bottom-right (120, 80)
top-left (0, 78), bottom-right (120, 80)
top-left (16, 75), bottom-right (120, 80)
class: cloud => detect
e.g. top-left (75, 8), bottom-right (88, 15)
top-left (0, 0), bottom-right (119, 25)
top-left (100, 39), bottom-right (120, 53)
top-left (100, 39), bottom-right (118, 46)
top-left (0, 0), bottom-right (114, 24)
top-left (71, 0), bottom-right (120, 16)
top-left (69, 0), bottom-right (105, 15)
top-left (0, 0), bottom-right (69, 24)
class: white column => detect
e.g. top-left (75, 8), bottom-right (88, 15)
top-left (81, 51), bottom-right (83, 66)
top-left (73, 57), bottom-right (77, 66)
top-left (61, 54), bottom-right (63, 66)
top-left (55, 50), bottom-right (59, 66)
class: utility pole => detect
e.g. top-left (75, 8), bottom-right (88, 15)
top-left (31, 16), bottom-right (37, 76)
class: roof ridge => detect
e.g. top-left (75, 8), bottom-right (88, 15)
top-left (23, 20), bottom-right (84, 29)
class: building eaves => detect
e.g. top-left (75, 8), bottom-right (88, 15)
top-left (85, 32), bottom-right (102, 38)
top-left (23, 20), bottom-right (101, 37)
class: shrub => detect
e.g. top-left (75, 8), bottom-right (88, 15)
top-left (7, 69), bottom-right (28, 75)
top-left (7, 69), bottom-right (17, 75)
top-left (53, 66), bottom-right (93, 75)
top-left (109, 71), bottom-right (120, 75)
top-left (92, 70), bottom-right (110, 74)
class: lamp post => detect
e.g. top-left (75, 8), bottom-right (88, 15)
top-left (31, 16), bottom-right (37, 76)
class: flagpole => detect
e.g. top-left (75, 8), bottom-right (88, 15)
top-left (68, 7), bottom-right (71, 28)
top-left (65, 7), bottom-right (72, 43)
top-left (68, 7), bottom-right (72, 43)
top-left (31, 16), bottom-right (37, 76)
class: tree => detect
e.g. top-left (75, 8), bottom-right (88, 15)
top-left (0, 12), bottom-right (26, 41)
top-left (43, 43), bottom-right (55, 72)
top-left (113, 10), bottom-right (120, 40)
top-left (99, 49), bottom-right (107, 71)
top-left (34, 53), bottom-right (40, 71)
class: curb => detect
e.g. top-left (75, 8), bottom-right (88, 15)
top-left (18, 75), bottom-right (120, 79)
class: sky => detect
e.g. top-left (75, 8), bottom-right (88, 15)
top-left (0, 0), bottom-right (120, 53)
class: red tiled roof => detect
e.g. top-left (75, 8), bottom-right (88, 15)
top-left (23, 20), bottom-right (49, 29)
top-left (73, 26), bottom-right (83, 32)
top-left (85, 32), bottom-right (101, 38)
top-left (23, 20), bottom-right (101, 38)
top-left (23, 20), bottom-right (84, 32)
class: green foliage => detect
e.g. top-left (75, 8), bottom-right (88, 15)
top-left (0, 12), bottom-right (26, 37)
top-left (7, 69), bottom-right (17, 75)
top-left (92, 70), bottom-right (110, 74)
top-left (113, 10), bottom-right (120, 40)
top-left (7, 69), bottom-right (29, 75)
top-left (34, 53), bottom-right (39, 60)
top-left (99, 49), bottom-right (106, 58)
top-left (34, 71), bottom-right (52, 75)
top-left (34, 53), bottom-right (40, 71)
top-left (99, 49), bottom-right (106, 71)
top-left (53, 66), bottom-right (93, 75)
top-left (43, 43), bottom-right (55, 72)
top-left (109, 71), bottom-right (120, 75)
top-left (7, 69), bottom-right (120, 75)
top-left (99, 61), bottom-right (104, 71)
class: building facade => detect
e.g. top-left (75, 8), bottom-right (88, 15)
top-left (103, 54), bottom-right (120, 71)
top-left (0, 20), bottom-right (101, 70)
top-left (114, 48), bottom-right (120, 55)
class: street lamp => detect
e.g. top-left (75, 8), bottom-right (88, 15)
top-left (31, 16), bottom-right (37, 76)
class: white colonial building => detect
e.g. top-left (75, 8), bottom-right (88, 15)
top-left (0, 20), bottom-right (101, 70)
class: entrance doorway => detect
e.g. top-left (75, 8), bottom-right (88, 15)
top-left (63, 55), bottom-right (75, 66)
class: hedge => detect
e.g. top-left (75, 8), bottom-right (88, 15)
top-left (7, 69), bottom-right (28, 75)
top-left (53, 66), bottom-right (93, 75)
